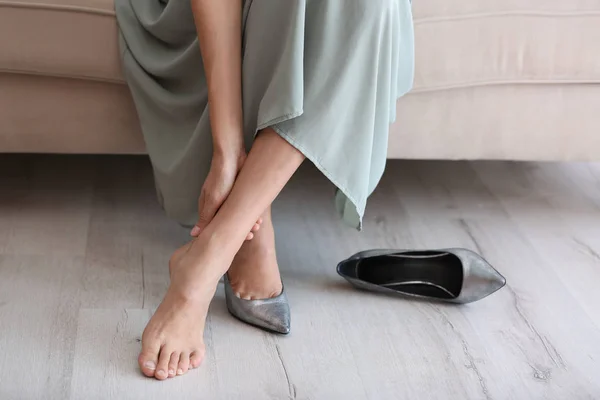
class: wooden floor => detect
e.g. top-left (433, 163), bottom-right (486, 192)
top-left (1, 155), bottom-right (600, 400)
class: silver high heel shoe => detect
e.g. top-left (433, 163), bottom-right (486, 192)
top-left (224, 275), bottom-right (291, 334)
top-left (337, 248), bottom-right (506, 304)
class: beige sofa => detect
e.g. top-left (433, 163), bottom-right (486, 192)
top-left (2, 0), bottom-right (599, 160)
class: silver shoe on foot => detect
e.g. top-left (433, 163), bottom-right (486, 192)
top-left (224, 275), bottom-right (291, 334)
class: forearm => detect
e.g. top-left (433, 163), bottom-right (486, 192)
top-left (191, 0), bottom-right (244, 159)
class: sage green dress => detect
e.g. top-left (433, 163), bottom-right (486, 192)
top-left (115, 0), bottom-right (414, 229)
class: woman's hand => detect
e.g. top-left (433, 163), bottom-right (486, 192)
top-left (190, 151), bottom-right (262, 240)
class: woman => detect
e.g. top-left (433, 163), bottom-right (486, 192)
top-left (116, 0), bottom-right (414, 380)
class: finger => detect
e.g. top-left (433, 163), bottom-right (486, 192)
top-left (190, 190), bottom-right (206, 237)
top-left (192, 190), bottom-right (219, 237)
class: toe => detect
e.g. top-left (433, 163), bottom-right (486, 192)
top-left (190, 349), bottom-right (205, 369)
top-left (168, 352), bottom-right (180, 378)
top-left (177, 352), bottom-right (190, 375)
top-left (155, 347), bottom-right (172, 380)
top-left (138, 336), bottom-right (161, 378)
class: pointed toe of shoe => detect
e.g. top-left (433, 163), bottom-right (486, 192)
top-left (250, 298), bottom-right (291, 334)
top-left (452, 249), bottom-right (507, 303)
top-left (224, 276), bottom-right (291, 334)
top-left (228, 295), bottom-right (291, 334)
top-left (266, 307), bottom-right (291, 335)
top-left (488, 268), bottom-right (507, 296)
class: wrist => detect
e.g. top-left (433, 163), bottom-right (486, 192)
top-left (213, 144), bottom-right (246, 161)
top-left (212, 139), bottom-right (244, 159)
top-left (212, 144), bottom-right (245, 168)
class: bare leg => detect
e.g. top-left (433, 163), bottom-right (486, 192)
top-left (228, 206), bottom-right (282, 300)
top-left (139, 128), bottom-right (304, 379)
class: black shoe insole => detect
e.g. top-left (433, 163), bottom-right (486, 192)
top-left (356, 251), bottom-right (463, 299)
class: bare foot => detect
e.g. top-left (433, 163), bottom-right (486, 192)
top-left (138, 127), bottom-right (304, 379)
top-left (138, 239), bottom-right (225, 380)
top-left (227, 208), bottom-right (283, 300)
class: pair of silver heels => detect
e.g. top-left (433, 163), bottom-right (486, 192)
top-left (225, 248), bottom-right (505, 334)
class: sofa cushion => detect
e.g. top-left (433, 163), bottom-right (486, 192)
top-left (412, 0), bottom-right (600, 91)
top-left (1, 0), bottom-right (599, 88)
top-left (0, 0), bottom-right (124, 82)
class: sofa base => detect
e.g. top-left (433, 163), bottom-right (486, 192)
top-left (1, 74), bottom-right (599, 161)
top-left (389, 83), bottom-right (600, 161)
top-left (0, 73), bottom-right (145, 154)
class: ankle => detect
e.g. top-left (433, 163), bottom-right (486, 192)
top-left (198, 223), bottom-right (248, 258)
top-left (166, 272), bottom-right (217, 304)
top-left (167, 238), bottom-right (228, 297)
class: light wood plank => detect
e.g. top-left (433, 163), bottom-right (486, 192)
top-left (81, 157), bottom-right (188, 309)
top-left (0, 155), bottom-right (93, 257)
top-left (473, 161), bottom-right (600, 329)
top-left (206, 290), bottom-right (293, 399)
top-left (0, 255), bottom-right (84, 400)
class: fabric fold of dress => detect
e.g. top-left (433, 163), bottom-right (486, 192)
top-left (115, 0), bottom-right (414, 230)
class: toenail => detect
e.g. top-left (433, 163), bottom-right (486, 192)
top-left (157, 370), bottom-right (167, 378)
top-left (169, 369), bottom-right (175, 376)
top-left (177, 369), bottom-right (184, 375)
top-left (144, 361), bottom-right (156, 370)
